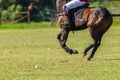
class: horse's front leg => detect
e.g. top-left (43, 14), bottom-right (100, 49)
top-left (57, 29), bottom-right (78, 54)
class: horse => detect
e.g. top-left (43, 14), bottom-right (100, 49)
top-left (56, 0), bottom-right (117, 60)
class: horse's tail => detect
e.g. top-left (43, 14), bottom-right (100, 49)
top-left (111, 14), bottom-right (120, 17)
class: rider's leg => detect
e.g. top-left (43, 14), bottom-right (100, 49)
top-left (63, 0), bottom-right (89, 27)
top-left (62, 8), bottom-right (74, 27)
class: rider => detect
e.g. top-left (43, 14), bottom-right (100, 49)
top-left (63, 0), bottom-right (89, 28)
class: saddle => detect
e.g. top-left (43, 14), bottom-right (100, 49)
top-left (74, 8), bottom-right (85, 19)
top-left (70, 3), bottom-right (89, 27)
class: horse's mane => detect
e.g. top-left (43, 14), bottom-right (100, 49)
top-left (56, 0), bottom-right (66, 14)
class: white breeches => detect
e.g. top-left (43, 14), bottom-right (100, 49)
top-left (65, 0), bottom-right (87, 11)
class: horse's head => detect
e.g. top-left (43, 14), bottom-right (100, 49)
top-left (56, 0), bottom-right (67, 14)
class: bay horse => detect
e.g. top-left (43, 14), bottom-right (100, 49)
top-left (56, 0), bottom-right (117, 60)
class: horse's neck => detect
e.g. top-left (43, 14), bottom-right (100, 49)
top-left (56, 0), bottom-right (66, 14)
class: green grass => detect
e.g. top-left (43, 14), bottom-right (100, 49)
top-left (0, 23), bottom-right (120, 80)
top-left (0, 22), bottom-right (58, 29)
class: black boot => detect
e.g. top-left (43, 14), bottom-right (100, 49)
top-left (63, 9), bottom-right (75, 28)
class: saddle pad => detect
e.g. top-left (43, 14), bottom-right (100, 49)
top-left (73, 3), bottom-right (89, 19)
top-left (74, 8), bottom-right (85, 19)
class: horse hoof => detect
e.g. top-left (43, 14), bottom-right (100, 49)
top-left (67, 49), bottom-right (78, 55)
top-left (87, 58), bottom-right (91, 61)
top-left (83, 52), bottom-right (87, 57)
top-left (73, 50), bottom-right (78, 54)
top-left (83, 53), bottom-right (87, 57)
top-left (68, 49), bottom-right (73, 55)
top-left (83, 54), bottom-right (86, 57)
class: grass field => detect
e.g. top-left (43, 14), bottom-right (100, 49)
top-left (0, 23), bottom-right (120, 80)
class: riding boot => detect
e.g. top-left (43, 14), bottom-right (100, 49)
top-left (68, 9), bottom-right (75, 28)
top-left (63, 9), bottom-right (75, 28)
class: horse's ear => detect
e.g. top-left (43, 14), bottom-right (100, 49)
top-left (56, 0), bottom-right (66, 14)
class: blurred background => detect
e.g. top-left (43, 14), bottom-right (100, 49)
top-left (0, 0), bottom-right (120, 24)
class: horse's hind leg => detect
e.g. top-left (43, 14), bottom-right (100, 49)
top-left (83, 43), bottom-right (94, 57)
top-left (87, 18), bottom-right (112, 60)
top-left (83, 32), bottom-right (101, 57)
top-left (87, 35), bottom-right (102, 61)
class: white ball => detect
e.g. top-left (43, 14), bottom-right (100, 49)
top-left (34, 65), bottom-right (39, 69)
